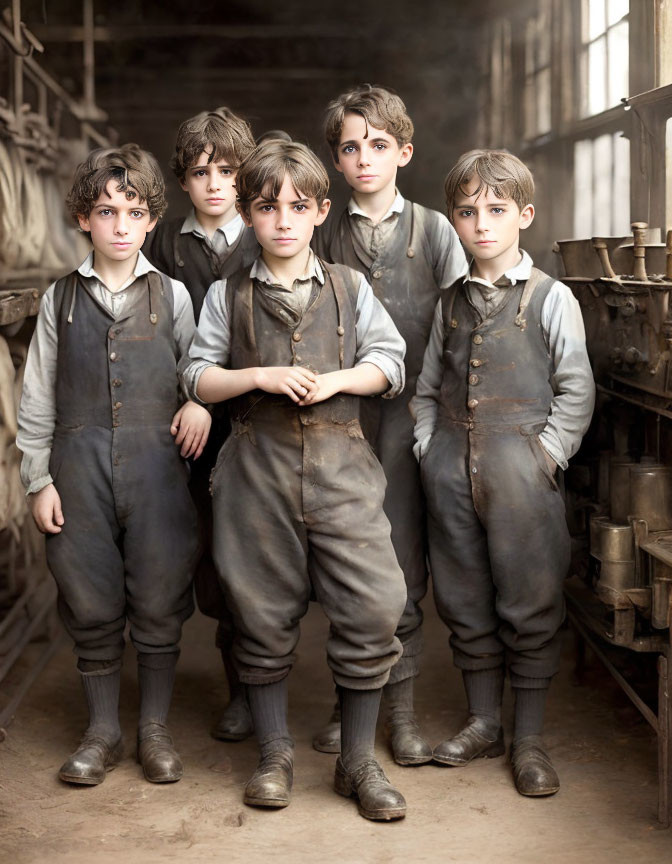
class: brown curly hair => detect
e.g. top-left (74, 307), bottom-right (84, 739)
top-left (235, 140), bottom-right (329, 218)
top-left (170, 107), bottom-right (255, 180)
top-left (66, 143), bottom-right (167, 226)
top-left (444, 149), bottom-right (535, 220)
top-left (324, 84), bottom-right (414, 160)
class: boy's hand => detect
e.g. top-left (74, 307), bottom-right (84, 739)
top-left (171, 401), bottom-right (212, 459)
top-left (29, 484), bottom-right (64, 534)
top-left (255, 366), bottom-right (319, 403)
top-left (297, 371), bottom-right (342, 406)
top-left (537, 438), bottom-right (557, 476)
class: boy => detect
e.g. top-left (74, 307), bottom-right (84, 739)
top-left (182, 140), bottom-right (409, 821)
top-left (143, 106), bottom-right (259, 742)
top-left (412, 149), bottom-right (595, 795)
top-left (17, 144), bottom-right (211, 786)
top-left (313, 84), bottom-right (467, 764)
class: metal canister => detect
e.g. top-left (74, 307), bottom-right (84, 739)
top-left (629, 465), bottom-right (672, 531)
top-left (590, 515), bottom-right (636, 591)
top-left (609, 460), bottom-right (638, 523)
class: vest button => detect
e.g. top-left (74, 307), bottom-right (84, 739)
top-left (450, 319), bottom-right (458, 328)
top-left (114, 401), bottom-right (123, 409)
top-left (473, 334), bottom-right (483, 345)
top-left (471, 359), bottom-right (481, 367)
top-left (292, 332), bottom-right (302, 342)
top-left (372, 269), bottom-right (383, 279)
top-left (109, 352), bottom-right (117, 361)
top-left (471, 466), bottom-right (478, 474)
top-left (407, 248), bottom-right (415, 258)
top-left (337, 326), bottom-right (345, 336)
top-left (115, 328), bottom-right (122, 335)
top-left (468, 374), bottom-right (480, 386)
top-left (112, 379), bottom-right (122, 387)
top-left (108, 331), bottom-right (115, 340)
top-left (467, 398), bottom-right (479, 409)
top-left (295, 356), bottom-right (302, 363)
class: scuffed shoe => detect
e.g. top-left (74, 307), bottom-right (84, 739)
top-left (137, 722), bottom-right (183, 783)
top-left (433, 716), bottom-right (505, 766)
top-left (58, 734), bottom-right (123, 785)
top-left (312, 702), bottom-right (341, 754)
top-left (244, 746), bottom-right (294, 808)
top-left (334, 757), bottom-right (406, 821)
top-left (511, 735), bottom-right (560, 797)
top-left (386, 713), bottom-right (432, 766)
top-left (212, 691), bottom-right (254, 742)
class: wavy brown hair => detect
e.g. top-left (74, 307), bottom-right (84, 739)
top-left (171, 107), bottom-right (255, 180)
top-left (324, 84), bottom-right (414, 159)
top-left (444, 149), bottom-right (535, 220)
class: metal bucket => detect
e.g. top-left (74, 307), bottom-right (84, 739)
top-left (590, 515), bottom-right (636, 591)
top-left (629, 465), bottom-right (672, 531)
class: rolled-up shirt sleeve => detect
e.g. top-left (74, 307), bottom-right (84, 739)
top-left (410, 299), bottom-right (444, 460)
top-left (17, 285), bottom-right (59, 494)
top-left (179, 279), bottom-right (231, 402)
top-left (538, 281), bottom-right (595, 469)
top-left (354, 274), bottom-right (406, 397)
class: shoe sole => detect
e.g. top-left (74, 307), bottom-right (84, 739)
top-left (334, 772), bottom-right (406, 821)
top-left (516, 785), bottom-right (560, 797)
top-left (211, 728), bottom-right (253, 742)
top-left (394, 754), bottom-right (433, 766)
top-left (432, 741), bottom-right (506, 766)
top-left (312, 740), bottom-right (341, 754)
top-left (243, 794), bottom-right (290, 808)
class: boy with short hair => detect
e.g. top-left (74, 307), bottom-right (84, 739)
top-left (313, 84), bottom-right (467, 765)
top-left (143, 106), bottom-right (259, 742)
top-left (182, 139), bottom-right (409, 820)
top-left (412, 149), bottom-right (595, 795)
top-left (17, 143), bottom-right (211, 786)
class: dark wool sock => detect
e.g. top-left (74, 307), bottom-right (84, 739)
top-left (137, 652), bottom-right (178, 729)
top-left (247, 679), bottom-right (292, 753)
top-left (513, 679), bottom-right (551, 741)
top-left (463, 668), bottom-right (505, 725)
top-left (340, 687), bottom-right (382, 772)
top-left (80, 667), bottom-right (122, 743)
top-left (384, 677), bottom-right (415, 718)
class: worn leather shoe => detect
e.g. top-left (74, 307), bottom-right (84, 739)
top-left (511, 735), bottom-right (560, 797)
top-left (244, 747), bottom-right (294, 808)
top-left (433, 716), bottom-right (505, 766)
top-left (334, 757), bottom-right (406, 821)
top-left (386, 714), bottom-right (432, 766)
top-left (312, 702), bottom-right (341, 754)
top-left (212, 692), bottom-right (254, 742)
top-left (137, 723), bottom-right (183, 783)
top-left (58, 734), bottom-right (123, 785)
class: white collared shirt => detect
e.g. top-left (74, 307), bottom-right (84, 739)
top-left (346, 189), bottom-right (405, 257)
top-left (17, 251), bottom-right (195, 494)
top-left (180, 209), bottom-right (244, 254)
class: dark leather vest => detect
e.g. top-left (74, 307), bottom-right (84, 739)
top-left (438, 268), bottom-right (555, 429)
top-left (52, 271), bottom-right (180, 429)
top-left (227, 260), bottom-right (361, 427)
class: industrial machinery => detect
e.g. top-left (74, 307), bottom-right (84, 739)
top-left (557, 225), bottom-right (672, 826)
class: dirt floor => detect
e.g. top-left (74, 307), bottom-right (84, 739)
top-left (1, 598), bottom-right (671, 864)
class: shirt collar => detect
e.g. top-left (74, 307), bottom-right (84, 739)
top-left (77, 250), bottom-right (158, 290)
top-left (463, 249), bottom-right (533, 288)
top-left (347, 188), bottom-right (404, 222)
top-left (250, 249), bottom-right (324, 287)
top-left (180, 208), bottom-right (244, 245)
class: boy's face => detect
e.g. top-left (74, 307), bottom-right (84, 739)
top-left (78, 181), bottom-right (156, 267)
top-left (451, 177), bottom-right (534, 268)
top-left (334, 111), bottom-right (412, 196)
top-left (180, 149), bottom-right (238, 223)
top-left (241, 173), bottom-right (330, 262)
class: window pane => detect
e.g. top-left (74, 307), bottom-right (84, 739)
top-left (537, 0), bottom-right (552, 68)
top-left (607, 0), bottom-right (628, 26)
top-left (524, 77), bottom-right (536, 139)
top-left (574, 140), bottom-right (594, 237)
top-left (588, 0), bottom-right (606, 41)
top-left (666, 118), bottom-right (672, 229)
top-left (593, 133), bottom-right (613, 236)
top-left (588, 36), bottom-right (607, 114)
top-left (525, 19), bottom-right (536, 75)
top-left (537, 67), bottom-right (552, 134)
top-left (607, 21), bottom-right (629, 105)
top-left (612, 132), bottom-right (630, 235)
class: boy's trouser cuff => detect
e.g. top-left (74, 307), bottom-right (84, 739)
top-left (387, 629), bottom-right (423, 684)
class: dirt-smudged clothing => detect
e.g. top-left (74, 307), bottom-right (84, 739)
top-left (183, 258), bottom-right (407, 688)
top-left (314, 196), bottom-right (466, 680)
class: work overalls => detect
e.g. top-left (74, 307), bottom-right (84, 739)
top-left (423, 269), bottom-right (570, 684)
top-left (46, 272), bottom-right (198, 661)
top-left (210, 262), bottom-right (407, 689)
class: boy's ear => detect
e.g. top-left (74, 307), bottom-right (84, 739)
top-left (146, 216), bottom-right (158, 234)
top-left (331, 152), bottom-right (343, 174)
top-left (314, 198), bottom-right (331, 226)
top-left (77, 213), bottom-right (90, 233)
top-left (397, 142), bottom-right (413, 168)
top-left (519, 203), bottom-right (535, 231)
top-left (179, 176), bottom-right (188, 192)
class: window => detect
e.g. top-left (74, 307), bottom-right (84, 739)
top-left (524, 0), bottom-right (552, 139)
top-left (580, 0), bottom-right (629, 117)
top-left (574, 132), bottom-right (630, 236)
